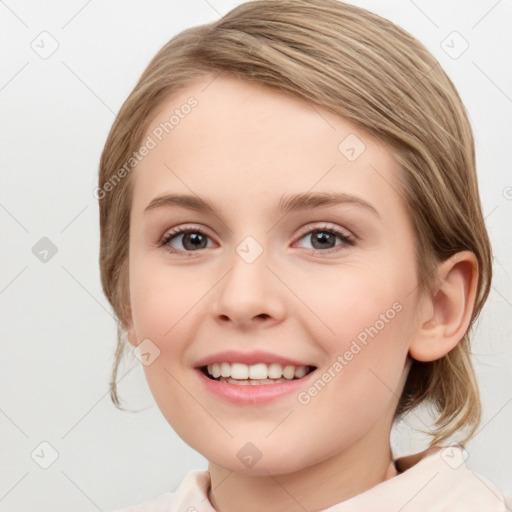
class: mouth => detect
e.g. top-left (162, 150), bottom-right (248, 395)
top-left (200, 362), bottom-right (316, 385)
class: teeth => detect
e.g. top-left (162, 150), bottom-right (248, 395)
top-left (282, 365), bottom-right (295, 380)
top-left (205, 362), bottom-right (310, 381)
top-left (231, 363), bottom-right (249, 379)
top-left (268, 363), bottom-right (282, 379)
top-left (294, 366), bottom-right (307, 378)
top-left (220, 362), bottom-right (231, 378)
top-left (248, 363), bottom-right (267, 380)
top-left (211, 363), bottom-right (221, 378)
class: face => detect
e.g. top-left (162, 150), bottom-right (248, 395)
top-left (126, 74), bottom-right (423, 475)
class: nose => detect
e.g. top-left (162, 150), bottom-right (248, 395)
top-left (211, 245), bottom-right (286, 330)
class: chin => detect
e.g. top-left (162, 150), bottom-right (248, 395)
top-left (211, 458), bottom-right (305, 477)
top-left (203, 442), bottom-right (321, 477)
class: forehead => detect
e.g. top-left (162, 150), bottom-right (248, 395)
top-left (131, 74), bottom-right (407, 223)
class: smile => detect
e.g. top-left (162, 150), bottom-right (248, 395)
top-left (205, 363), bottom-right (311, 382)
top-left (202, 362), bottom-right (315, 385)
top-left (195, 350), bottom-right (318, 403)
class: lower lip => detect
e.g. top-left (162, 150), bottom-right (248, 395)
top-left (196, 369), bottom-right (316, 404)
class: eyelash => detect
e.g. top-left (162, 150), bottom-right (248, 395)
top-left (158, 223), bottom-right (355, 255)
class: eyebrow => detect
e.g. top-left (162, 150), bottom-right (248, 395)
top-left (144, 191), bottom-right (380, 218)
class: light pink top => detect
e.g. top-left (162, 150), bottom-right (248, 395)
top-left (113, 446), bottom-right (506, 511)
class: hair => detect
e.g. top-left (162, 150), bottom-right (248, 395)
top-left (98, 0), bottom-right (492, 445)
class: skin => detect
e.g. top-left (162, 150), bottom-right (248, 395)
top-left (125, 74), bottom-right (478, 512)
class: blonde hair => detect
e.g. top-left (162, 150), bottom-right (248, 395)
top-left (98, 0), bottom-right (492, 445)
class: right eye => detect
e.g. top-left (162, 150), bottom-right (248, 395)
top-left (160, 227), bottom-right (216, 253)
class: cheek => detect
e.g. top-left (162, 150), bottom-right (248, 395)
top-left (299, 262), bottom-right (406, 343)
top-left (293, 301), bottom-right (411, 451)
top-left (128, 263), bottom-right (207, 428)
top-left (298, 261), bottom-right (414, 395)
top-left (128, 257), bottom-right (208, 340)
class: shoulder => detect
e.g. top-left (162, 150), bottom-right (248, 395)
top-left (331, 445), bottom-right (507, 512)
top-left (110, 470), bottom-right (212, 512)
top-left (393, 444), bottom-right (508, 512)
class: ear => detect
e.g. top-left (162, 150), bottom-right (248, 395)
top-left (409, 251), bottom-right (478, 362)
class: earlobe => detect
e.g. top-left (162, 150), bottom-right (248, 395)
top-left (124, 309), bottom-right (138, 348)
top-left (125, 327), bottom-right (139, 348)
top-left (409, 251), bottom-right (478, 362)
top-left (123, 300), bottom-right (138, 348)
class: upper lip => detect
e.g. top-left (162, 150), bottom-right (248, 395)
top-left (194, 350), bottom-right (314, 368)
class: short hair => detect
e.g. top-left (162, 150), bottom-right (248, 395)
top-left (98, 0), bottom-right (492, 445)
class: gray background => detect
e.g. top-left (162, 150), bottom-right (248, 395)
top-left (1, 0), bottom-right (511, 510)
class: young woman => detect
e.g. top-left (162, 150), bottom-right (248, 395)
top-left (98, 1), bottom-right (507, 510)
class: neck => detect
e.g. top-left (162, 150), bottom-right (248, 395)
top-left (207, 435), bottom-right (397, 512)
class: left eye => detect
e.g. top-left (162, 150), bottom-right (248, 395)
top-left (161, 229), bottom-right (215, 252)
top-left (295, 228), bottom-right (354, 251)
